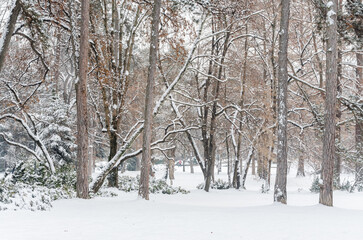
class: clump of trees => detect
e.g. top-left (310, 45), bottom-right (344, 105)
top-left (0, 0), bottom-right (361, 207)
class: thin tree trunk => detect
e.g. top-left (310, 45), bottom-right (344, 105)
top-left (226, 136), bottom-right (231, 185)
top-left (76, 0), bottom-right (90, 199)
top-left (169, 147), bottom-right (175, 185)
top-left (355, 43), bottom-right (363, 183)
top-left (334, 0), bottom-right (343, 188)
top-left (320, 0), bottom-right (338, 207)
top-left (139, 0), bottom-right (161, 200)
top-left (252, 156), bottom-right (256, 175)
top-left (242, 146), bottom-right (255, 189)
top-left (190, 155), bottom-right (194, 174)
top-left (334, 47), bottom-right (342, 188)
top-left (274, 0), bottom-right (290, 204)
top-left (297, 154), bottom-right (305, 177)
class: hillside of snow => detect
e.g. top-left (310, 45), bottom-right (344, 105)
top-left (1, 166), bottom-right (363, 240)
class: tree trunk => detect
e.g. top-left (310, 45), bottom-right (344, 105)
top-left (334, 2), bottom-right (343, 187)
top-left (355, 42), bottom-right (363, 183)
top-left (242, 146), bottom-right (255, 189)
top-left (169, 146), bottom-right (176, 185)
top-left (107, 131), bottom-right (118, 187)
top-left (274, 0), bottom-right (290, 204)
top-left (0, 0), bottom-right (21, 72)
top-left (226, 136), bottom-right (231, 185)
top-left (138, 0), bottom-right (161, 200)
top-left (297, 154), bottom-right (305, 177)
top-left (252, 156), bottom-right (256, 175)
top-left (320, 0), bottom-right (338, 207)
top-left (76, 0), bottom-right (90, 199)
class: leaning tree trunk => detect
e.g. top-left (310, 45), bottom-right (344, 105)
top-left (76, 0), bottom-right (90, 199)
top-left (274, 0), bottom-right (290, 204)
top-left (138, 0), bottom-right (161, 200)
top-left (0, 0), bottom-right (21, 72)
top-left (319, 0), bottom-right (338, 207)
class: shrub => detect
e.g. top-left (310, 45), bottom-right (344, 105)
top-left (310, 177), bottom-right (321, 193)
top-left (197, 179), bottom-right (230, 190)
top-left (117, 175), bottom-right (189, 194)
top-left (118, 175), bottom-right (139, 192)
top-left (0, 160), bottom-right (76, 211)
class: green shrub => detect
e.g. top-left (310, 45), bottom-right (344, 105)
top-left (0, 160), bottom-right (76, 211)
top-left (310, 177), bottom-right (321, 193)
top-left (197, 179), bottom-right (230, 190)
top-left (117, 175), bottom-right (189, 194)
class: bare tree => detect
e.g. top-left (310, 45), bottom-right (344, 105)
top-left (76, 0), bottom-right (90, 199)
top-left (274, 0), bottom-right (290, 204)
top-left (138, 0), bottom-right (161, 200)
top-left (319, 0), bottom-right (338, 207)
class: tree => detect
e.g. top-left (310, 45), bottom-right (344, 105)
top-left (319, 0), bottom-right (338, 207)
top-left (274, 0), bottom-right (290, 204)
top-left (138, 0), bottom-right (161, 200)
top-left (0, 0), bottom-right (21, 71)
top-left (76, 0), bottom-right (90, 199)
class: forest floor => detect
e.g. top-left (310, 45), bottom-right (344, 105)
top-left (1, 166), bottom-right (363, 240)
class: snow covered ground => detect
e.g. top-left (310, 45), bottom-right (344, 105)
top-left (1, 166), bottom-right (363, 240)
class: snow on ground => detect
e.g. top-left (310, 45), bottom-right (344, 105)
top-left (1, 166), bottom-right (363, 240)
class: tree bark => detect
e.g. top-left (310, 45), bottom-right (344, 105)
top-left (296, 154), bottom-right (305, 177)
top-left (138, 0), bottom-right (161, 200)
top-left (320, 0), bottom-right (338, 207)
top-left (107, 131), bottom-right (118, 187)
top-left (0, 0), bottom-right (21, 72)
top-left (76, 0), bottom-right (90, 199)
top-left (334, 46), bottom-right (342, 188)
top-left (355, 42), bottom-right (363, 183)
top-left (274, 0), bottom-right (290, 204)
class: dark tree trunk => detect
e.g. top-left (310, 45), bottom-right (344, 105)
top-left (107, 131), bottom-right (118, 187)
top-left (76, 0), bottom-right (90, 199)
top-left (139, 0), bottom-right (161, 200)
top-left (274, 0), bottom-right (290, 204)
top-left (203, 21), bottom-right (231, 192)
top-left (297, 155), bottom-right (305, 177)
top-left (0, 0), bottom-right (21, 72)
top-left (320, 0), bottom-right (338, 207)
top-left (226, 136), bottom-right (231, 185)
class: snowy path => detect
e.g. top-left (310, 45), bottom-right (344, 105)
top-left (1, 167), bottom-right (363, 240)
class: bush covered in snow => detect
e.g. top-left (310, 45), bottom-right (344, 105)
top-left (197, 179), bottom-right (230, 190)
top-left (0, 180), bottom-right (74, 211)
top-left (0, 160), bottom-right (76, 211)
top-left (118, 175), bottom-right (139, 192)
top-left (150, 179), bottom-right (189, 194)
top-left (117, 175), bottom-right (189, 194)
top-left (7, 160), bottom-right (76, 190)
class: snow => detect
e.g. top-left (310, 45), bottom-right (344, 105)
top-left (326, 1), bottom-right (334, 8)
top-left (327, 10), bottom-right (336, 26)
top-left (1, 167), bottom-right (363, 240)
